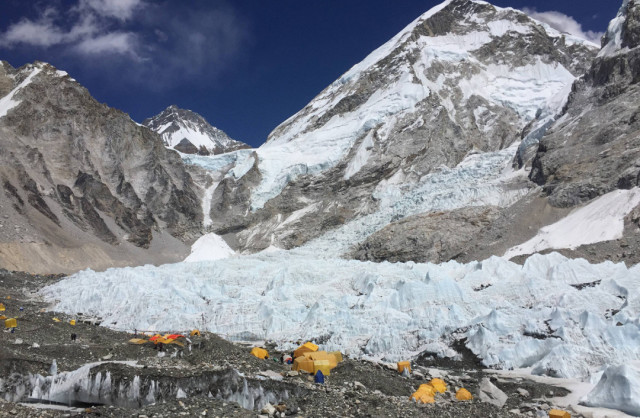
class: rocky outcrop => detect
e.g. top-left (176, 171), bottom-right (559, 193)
top-left (0, 61), bottom-right (201, 272)
top-left (350, 206), bottom-right (500, 264)
top-left (144, 105), bottom-right (250, 155)
top-left (530, 0), bottom-right (640, 207)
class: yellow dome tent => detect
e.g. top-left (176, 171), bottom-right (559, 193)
top-left (410, 384), bottom-right (436, 404)
top-left (292, 357), bottom-right (315, 373)
top-left (456, 388), bottom-right (472, 401)
top-left (294, 342), bottom-right (318, 358)
top-left (250, 347), bottom-right (269, 359)
top-left (397, 361), bottom-right (411, 374)
top-left (429, 378), bottom-right (447, 393)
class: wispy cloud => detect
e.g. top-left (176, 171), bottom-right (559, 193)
top-left (0, 1), bottom-right (248, 87)
top-left (0, 2), bottom-right (137, 55)
top-left (77, 0), bottom-right (143, 21)
top-left (75, 32), bottom-right (139, 56)
top-left (523, 8), bottom-right (604, 44)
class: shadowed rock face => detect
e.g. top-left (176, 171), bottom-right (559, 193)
top-left (350, 206), bottom-right (501, 264)
top-left (530, 0), bottom-right (640, 207)
top-left (0, 61), bottom-right (202, 257)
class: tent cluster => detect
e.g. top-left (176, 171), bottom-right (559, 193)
top-left (149, 333), bottom-right (186, 346)
top-left (128, 331), bottom-right (199, 347)
top-left (410, 377), bottom-right (472, 404)
top-left (291, 342), bottom-right (343, 376)
top-left (1, 302), bottom-right (17, 329)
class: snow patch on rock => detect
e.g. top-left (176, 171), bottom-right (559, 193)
top-left (504, 188), bottom-right (640, 259)
top-left (0, 66), bottom-right (42, 118)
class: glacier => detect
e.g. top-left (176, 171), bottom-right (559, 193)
top-left (41, 251), bottom-right (640, 383)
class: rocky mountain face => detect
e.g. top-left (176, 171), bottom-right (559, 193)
top-left (349, 0), bottom-right (640, 265)
top-left (0, 62), bottom-right (202, 273)
top-left (203, 0), bottom-right (597, 254)
top-left (143, 105), bottom-right (250, 155)
top-left (530, 0), bottom-right (640, 207)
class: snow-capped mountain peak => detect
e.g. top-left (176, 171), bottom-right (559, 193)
top-left (599, 0), bottom-right (639, 57)
top-left (143, 105), bottom-right (250, 155)
top-left (236, 0), bottom-right (598, 212)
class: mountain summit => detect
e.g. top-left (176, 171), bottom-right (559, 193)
top-left (143, 105), bottom-right (250, 155)
top-left (203, 0), bottom-right (598, 254)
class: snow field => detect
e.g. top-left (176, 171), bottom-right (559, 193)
top-left (42, 252), bottom-right (640, 384)
top-left (184, 233), bottom-right (235, 262)
top-left (504, 188), bottom-right (640, 259)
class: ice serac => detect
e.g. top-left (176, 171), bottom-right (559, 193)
top-left (0, 61), bottom-right (202, 273)
top-left (143, 105), bottom-right (250, 156)
top-left (203, 0), bottom-right (596, 254)
top-left (41, 251), bottom-right (640, 382)
top-left (530, 0), bottom-right (640, 207)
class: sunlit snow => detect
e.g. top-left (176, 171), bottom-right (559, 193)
top-left (184, 233), bottom-right (235, 263)
top-left (504, 188), bottom-right (640, 259)
top-left (0, 65), bottom-right (42, 118)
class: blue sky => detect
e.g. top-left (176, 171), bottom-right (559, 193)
top-left (0, 0), bottom-right (621, 148)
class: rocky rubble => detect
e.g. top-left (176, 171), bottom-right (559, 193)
top-left (350, 206), bottom-right (500, 263)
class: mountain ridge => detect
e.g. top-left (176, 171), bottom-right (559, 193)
top-left (0, 61), bottom-right (203, 273)
top-left (143, 105), bottom-right (250, 156)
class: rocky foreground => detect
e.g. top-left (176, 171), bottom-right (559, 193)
top-left (0, 269), bottom-right (584, 417)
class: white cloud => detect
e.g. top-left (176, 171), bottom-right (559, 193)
top-left (0, 2), bottom-right (140, 55)
top-left (522, 8), bottom-right (604, 44)
top-left (78, 0), bottom-right (143, 21)
top-left (0, 1), bottom-right (248, 88)
top-left (75, 32), bottom-right (138, 56)
top-left (0, 9), bottom-right (97, 47)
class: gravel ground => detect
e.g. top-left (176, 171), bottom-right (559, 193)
top-left (0, 269), bottom-right (581, 417)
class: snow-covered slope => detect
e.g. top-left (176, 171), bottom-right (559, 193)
top-left (143, 105), bottom-right (250, 155)
top-left (504, 188), bottom-right (640, 259)
top-left (599, 0), bottom-right (632, 57)
top-left (243, 0), bottom-right (595, 211)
